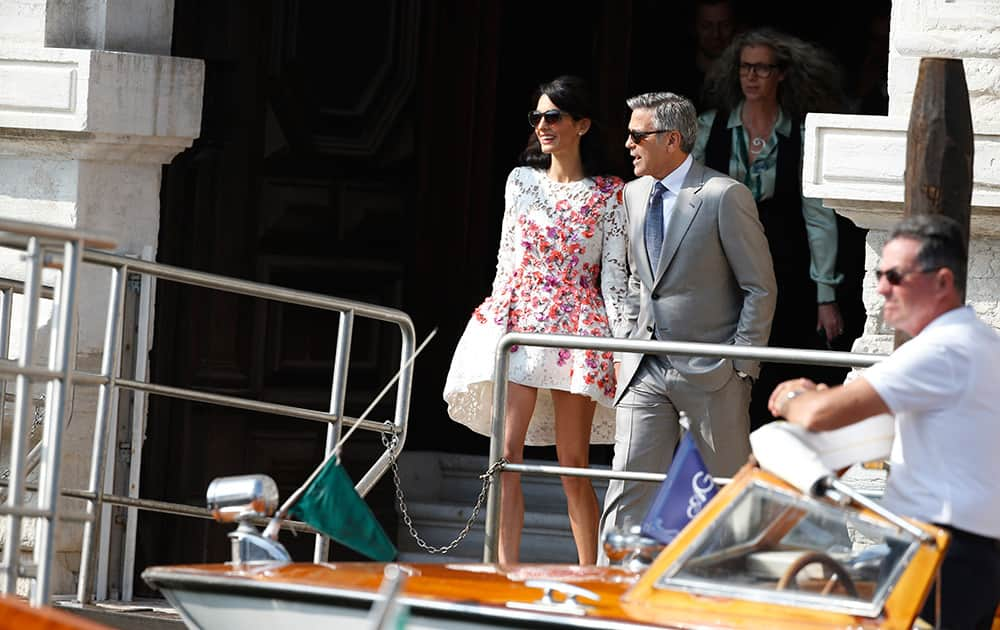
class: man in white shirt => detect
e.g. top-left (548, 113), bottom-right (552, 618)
top-left (770, 214), bottom-right (1000, 629)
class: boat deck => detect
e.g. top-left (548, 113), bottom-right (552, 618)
top-left (54, 598), bottom-right (184, 630)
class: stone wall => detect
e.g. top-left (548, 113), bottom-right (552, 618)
top-left (0, 0), bottom-right (202, 597)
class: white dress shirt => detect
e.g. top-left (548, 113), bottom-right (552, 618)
top-left (651, 154), bottom-right (694, 242)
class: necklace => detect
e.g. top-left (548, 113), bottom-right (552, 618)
top-left (742, 110), bottom-right (778, 156)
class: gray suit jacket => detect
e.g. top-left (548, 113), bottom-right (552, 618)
top-left (616, 159), bottom-right (776, 403)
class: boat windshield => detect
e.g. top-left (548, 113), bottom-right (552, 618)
top-left (655, 480), bottom-right (918, 618)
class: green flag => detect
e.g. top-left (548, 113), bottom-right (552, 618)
top-left (289, 456), bottom-right (397, 562)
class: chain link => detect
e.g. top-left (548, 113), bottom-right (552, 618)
top-left (382, 425), bottom-right (507, 555)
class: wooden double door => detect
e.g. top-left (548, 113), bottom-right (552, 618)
top-left (135, 0), bottom-right (878, 592)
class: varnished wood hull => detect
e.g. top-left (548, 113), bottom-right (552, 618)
top-left (0, 594), bottom-right (112, 630)
top-left (144, 563), bottom-right (667, 629)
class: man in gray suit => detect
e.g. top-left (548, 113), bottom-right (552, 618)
top-left (600, 92), bottom-right (776, 546)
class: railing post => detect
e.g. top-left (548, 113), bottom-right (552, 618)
top-left (313, 310), bottom-right (353, 562)
top-left (33, 239), bottom-right (83, 606)
top-left (122, 248), bottom-right (155, 602)
top-left (77, 265), bottom-right (127, 604)
top-left (353, 321), bottom-right (416, 497)
top-left (483, 341), bottom-right (511, 563)
top-left (0, 287), bottom-right (13, 462)
top-left (1, 239), bottom-right (43, 595)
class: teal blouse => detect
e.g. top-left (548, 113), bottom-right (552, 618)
top-left (692, 104), bottom-right (842, 303)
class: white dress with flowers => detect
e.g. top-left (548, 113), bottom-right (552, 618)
top-left (444, 166), bottom-right (628, 446)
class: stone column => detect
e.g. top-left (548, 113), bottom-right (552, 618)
top-left (0, 0), bottom-right (203, 595)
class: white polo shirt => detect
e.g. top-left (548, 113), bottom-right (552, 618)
top-left (863, 306), bottom-right (1000, 539)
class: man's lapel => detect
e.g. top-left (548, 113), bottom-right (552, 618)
top-left (653, 161), bottom-right (706, 280)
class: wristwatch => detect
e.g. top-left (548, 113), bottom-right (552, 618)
top-left (779, 389), bottom-right (806, 416)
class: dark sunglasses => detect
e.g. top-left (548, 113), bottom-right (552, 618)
top-left (739, 62), bottom-right (780, 78)
top-left (628, 128), bottom-right (671, 144)
top-left (528, 109), bottom-right (565, 127)
top-left (875, 266), bottom-right (939, 285)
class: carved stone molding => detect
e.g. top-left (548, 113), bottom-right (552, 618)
top-left (0, 46), bottom-right (203, 144)
top-left (803, 113), bottom-right (1000, 236)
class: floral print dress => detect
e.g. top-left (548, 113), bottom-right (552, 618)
top-left (444, 166), bottom-right (628, 445)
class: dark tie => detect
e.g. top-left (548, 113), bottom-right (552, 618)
top-left (644, 182), bottom-right (667, 270)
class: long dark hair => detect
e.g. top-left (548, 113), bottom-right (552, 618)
top-left (519, 75), bottom-right (609, 177)
top-left (702, 28), bottom-right (845, 119)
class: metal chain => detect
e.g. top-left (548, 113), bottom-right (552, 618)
top-left (382, 425), bottom-right (507, 554)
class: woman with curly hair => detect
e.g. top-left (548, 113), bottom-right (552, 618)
top-left (444, 75), bottom-right (627, 564)
top-left (693, 28), bottom-right (864, 429)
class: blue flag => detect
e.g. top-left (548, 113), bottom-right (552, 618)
top-left (640, 431), bottom-right (719, 544)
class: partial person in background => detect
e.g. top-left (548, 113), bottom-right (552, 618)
top-left (846, 1), bottom-right (891, 116)
top-left (628, 0), bottom-right (739, 111)
top-left (694, 28), bottom-right (865, 431)
top-left (676, 0), bottom-right (740, 110)
top-left (444, 76), bottom-right (627, 565)
top-left (691, 0), bottom-right (738, 103)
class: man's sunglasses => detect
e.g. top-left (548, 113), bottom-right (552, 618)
top-left (628, 129), bottom-right (671, 144)
top-left (875, 266), bottom-right (940, 285)
top-left (528, 109), bottom-right (566, 127)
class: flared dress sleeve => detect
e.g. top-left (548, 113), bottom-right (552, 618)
top-left (489, 168), bottom-right (524, 296)
top-left (600, 178), bottom-right (629, 339)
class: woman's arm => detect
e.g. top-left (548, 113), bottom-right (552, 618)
top-left (600, 179), bottom-right (629, 338)
top-left (488, 168), bottom-right (523, 295)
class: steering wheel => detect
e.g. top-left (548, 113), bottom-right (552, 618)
top-left (776, 551), bottom-right (859, 598)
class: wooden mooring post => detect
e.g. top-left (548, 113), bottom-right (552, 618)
top-left (898, 57), bottom-right (973, 346)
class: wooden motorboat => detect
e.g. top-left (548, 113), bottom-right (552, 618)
top-left (143, 466), bottom-right (949, 629)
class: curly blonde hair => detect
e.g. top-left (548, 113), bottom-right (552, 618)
top-left (702, 28), bottom-right (846, 119)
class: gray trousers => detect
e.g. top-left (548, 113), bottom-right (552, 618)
top-left (598, 355), bottom-right (752, 563)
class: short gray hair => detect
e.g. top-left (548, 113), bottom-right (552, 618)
top-left (626, 92), bottom-right (698, 153)
top-left (889, 214), bottom-right (968, 294)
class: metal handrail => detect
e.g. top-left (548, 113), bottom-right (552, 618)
top-left (0, 478), bottom-right (320, 534)
top-left (74, 248), bottom-right (417, 497)
top-left (72, 249), bottom-right (417, 602)
top-left (482, 331), bottom-right (888, 562)
top-left (0, 222), bottom-right (417, 606)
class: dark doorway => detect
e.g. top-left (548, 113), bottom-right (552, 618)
top-left (135, 0), bottom-right (632, 592)
top-left (135, 0), bottom-right (886, 590)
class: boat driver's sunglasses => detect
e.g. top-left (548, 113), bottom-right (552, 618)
top-left (528, 109), bottom-right (566, 127)
top-left (875, 266), bottom-right (941, 285)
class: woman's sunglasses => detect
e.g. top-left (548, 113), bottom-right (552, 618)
top-left (528, 109), bottom-right (565, 127)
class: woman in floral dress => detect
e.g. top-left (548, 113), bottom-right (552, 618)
top-left (443, 76), bottom-right (627, 564)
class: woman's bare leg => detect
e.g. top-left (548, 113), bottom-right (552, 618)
top-left (499, 382), bottom-right (537, 565)
top-left (551, 390), bottom-right (599, 565)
